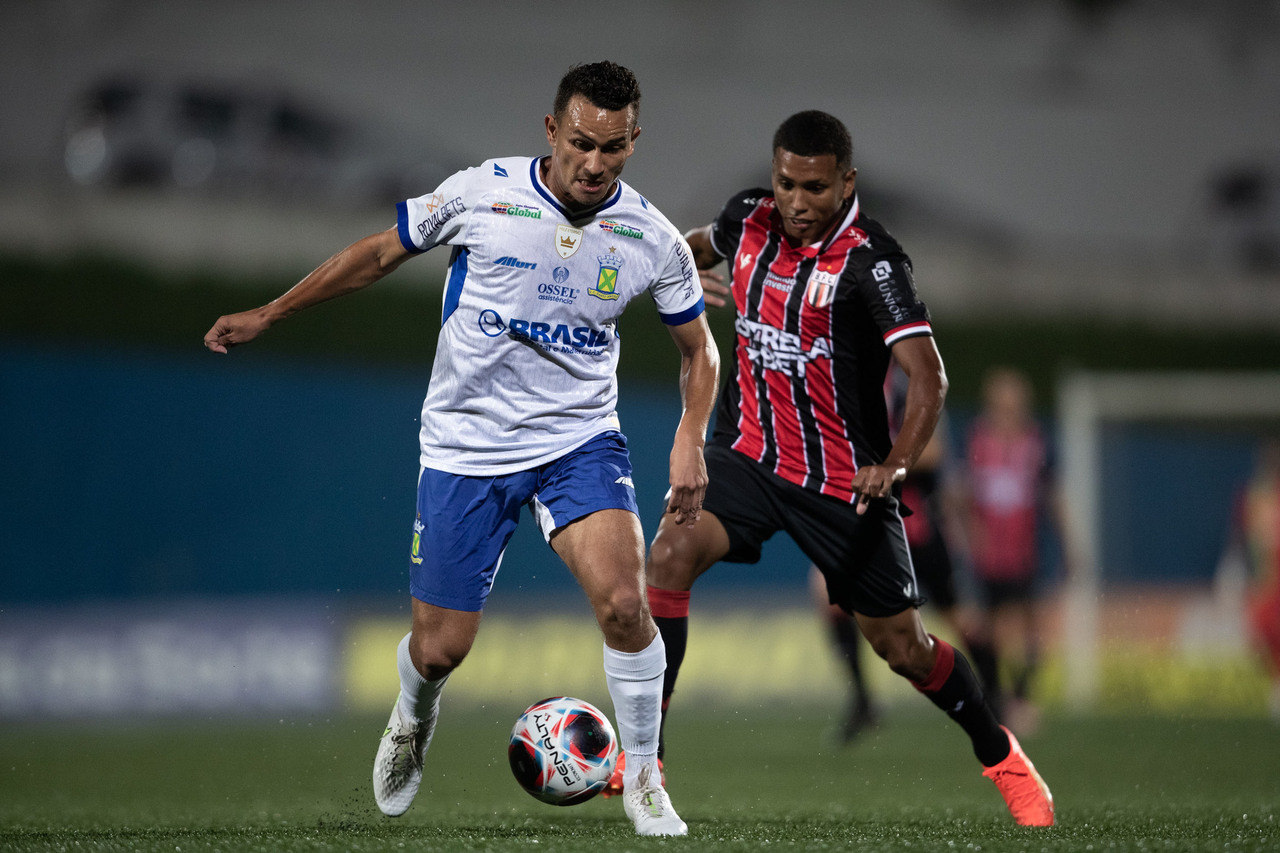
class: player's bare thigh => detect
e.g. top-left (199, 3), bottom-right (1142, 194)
top-left (646, 508), bottom-right (732, 590)
top-left (551, 507), bottom-right (653, 651)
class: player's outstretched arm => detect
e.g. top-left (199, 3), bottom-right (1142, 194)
top-left (852, 335), bottom-right (948, 514)
top-left (203, 227), bottom-right (411, 354)
top-left (665, 313), bottom-right (720, 526)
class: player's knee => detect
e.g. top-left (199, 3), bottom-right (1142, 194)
top-left (410, 635), bottom-right (471, 681)
top-left (867, 631), bottom-right (933, 682)
top-left (646, 530), bottom-right (699, 589)
top-left (592, 585), bottom-right (647, 635)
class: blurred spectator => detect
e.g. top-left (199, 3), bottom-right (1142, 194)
top-left (62, 74), bottom-right (455, 207)
top-left (1207, 162), bottom-right (1280, 272)
top-left (1240, 439), bottom-right (1280, 721)
top-left (956, 366), bottom-right (1069, 735)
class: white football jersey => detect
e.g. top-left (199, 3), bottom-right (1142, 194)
top-left (397, 156), bottom-right (704, 475)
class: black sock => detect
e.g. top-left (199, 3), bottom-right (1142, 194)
top-left (962, 633), bottom-right (1004, 718)
top-left (914, 635), bottom-right (1010, 767)
top-left (653, 614), bottom-right (687, 761)
top-left (831, 613), bottom-right (872, 713)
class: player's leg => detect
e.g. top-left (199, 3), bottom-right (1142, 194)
top-left (808, 565), bottom-right (877, 742)
top-left (375, 601), bottom-right (482, 816)
top-left (796, 496), bottom-right (1052, 826)
top-left (647, 444), bottom-right (774, 758)
top-left (534, 432), bottom-right (685, 835)
top-left (375, 465), bottom-right (528, 817)
top-left (856, 606), bottom-right (1053, 826)
top-left (553, 507), bottom-right (687, 836)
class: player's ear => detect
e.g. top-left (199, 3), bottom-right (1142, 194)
top-left (843, 167), bottom-right (858, 200)
top-left (545, 113), bottom-right (558, 147)
top-left (630, 123), bottom-right (642, 144)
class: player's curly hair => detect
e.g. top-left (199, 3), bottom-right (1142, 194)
top-left (553, 61), bottom-right (641, 124)
top-left (772, 110), bottom-right (853, 170)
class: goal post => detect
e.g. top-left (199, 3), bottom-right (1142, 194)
top-left (1056, 370), bottom-right (1280, 709)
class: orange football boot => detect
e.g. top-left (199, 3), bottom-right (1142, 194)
top-left (982, 725), bottom-right (1055, 826)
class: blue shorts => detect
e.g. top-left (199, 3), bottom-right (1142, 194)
top-left (409, 431), bottom-right (639, 611)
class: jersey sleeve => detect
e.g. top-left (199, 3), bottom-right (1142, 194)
top-left (859, 249), bottom-right (932, 347)
top-left (707, 187), bottom-right (768, 260)
top-left (650, 233), bottom-right (705, 326)
top-left (395, 165), bottom-right (481, 254)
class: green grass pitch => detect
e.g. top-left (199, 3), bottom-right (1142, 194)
top-left (3, 707), bottom-right (1278, 851)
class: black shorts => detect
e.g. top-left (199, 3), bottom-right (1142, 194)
top-left (910, 532), bottom-right (958, 611)
top-left (698, 443), bottom-right (925, 618)
top-left (978, 575), bottom-right (1036, 609)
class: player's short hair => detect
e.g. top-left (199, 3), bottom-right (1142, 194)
top-left (772, 110), bottom-right (853, 170)
top-left (553, 61), bottom-right (641, 124)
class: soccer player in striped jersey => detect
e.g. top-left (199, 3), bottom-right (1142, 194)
top-left (628, 110), bottom-right (1054, 826)
top-left (203, 61), bottom-right (717, 837)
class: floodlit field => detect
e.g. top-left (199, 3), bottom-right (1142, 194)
top-left (3, 707), bottom-right (1277, 852)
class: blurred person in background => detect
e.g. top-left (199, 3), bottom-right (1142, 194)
top-left (202, 60), bottom-right (717, 837)
top-left (956, 366), bottom-right (1067, 735)
top-left (620, 110), bottom-right (1053, 826)
top-left (806, 359), bottom-right (1003, 744)
top-left (1240, 439), bottom-right (1280, 721)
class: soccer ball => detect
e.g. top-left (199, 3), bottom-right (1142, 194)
top-left (508, 696), bottom-right (618, 806)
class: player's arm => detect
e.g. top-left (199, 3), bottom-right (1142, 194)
top-left (683, 224), bottom-right (731, 308)
top-left (203, 227), bottom-right (412, 353)
top-left (665, 312), bottom-right (721, 525)
top-left (852, 335), bottom-right (948, 515)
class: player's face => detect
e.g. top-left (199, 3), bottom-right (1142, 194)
top-left (771, 149), bottom-right (856, 247)
top-left (544, 94), bottom-right (640, 210)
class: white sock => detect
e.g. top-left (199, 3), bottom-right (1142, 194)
top-left (602, 632), bottom-right (665, 790)
top-left (396, 632), bottom-right (449, 724)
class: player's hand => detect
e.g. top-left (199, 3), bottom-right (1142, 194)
top-left (698, 269), bottom-right (730, 308)
top-left (666, 439), bottom-right (708, 526)
top-left (203, 308), bottom-right (271, 354)
top-left (851, 463), bottom-right (907, 515)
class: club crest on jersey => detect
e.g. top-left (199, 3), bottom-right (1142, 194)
top-left (805, 269), bottom-right (839, 308)
top-left (590, 250), bottom-right (623, 301)
top-left (555, 224), bottom-right (583, 259)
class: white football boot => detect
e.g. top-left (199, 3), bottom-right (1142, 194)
top-left (372, 700), bottom-right (436, 816)
top-left (623, 762), bottom-right (688, 836)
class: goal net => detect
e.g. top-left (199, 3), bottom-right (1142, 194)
top-left (1057, 371), bottom-right (1280, 711)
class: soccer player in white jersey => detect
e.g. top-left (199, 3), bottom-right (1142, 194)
top-left (202, 61), bottom-right (718, 837)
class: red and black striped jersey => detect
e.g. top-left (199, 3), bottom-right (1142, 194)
top-left (708, 188), bottom-right (933, 503)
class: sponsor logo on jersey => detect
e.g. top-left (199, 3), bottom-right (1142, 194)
top-left (477, 308), bottom-right (611, 351)
top-left (763, 271), bottom-right (796, 293)
top-left (738, 252), bottom-right (754, 270)
top-left (493, 163), bottom-right (508, 177)
top-left (735, 315), bottom-right (833, 377)
top-left (591, 250), bottom-right (623, 301)
top-left (804, 269), bottom-right (839, 308)
top-left (553, 266), bottom-right (570, 283)
top-left (872, 260), bottom-right (907, 321)
top-left (845, 226), bottom-right (871, 248)
top-left (537, 283), bottom-right (579, 304)
top-left (599, 218), bottom-right (643, 240)
top-left (417, 196), bottom-right (465, 242)
top-left (494, 256), bottom-right (537, 270)
top-left (491, 201), bottom-right (542, 219)
top-left (556, 224), bottom-right (583, 258)
top-left (676, 244), bottom-right (696, 299)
